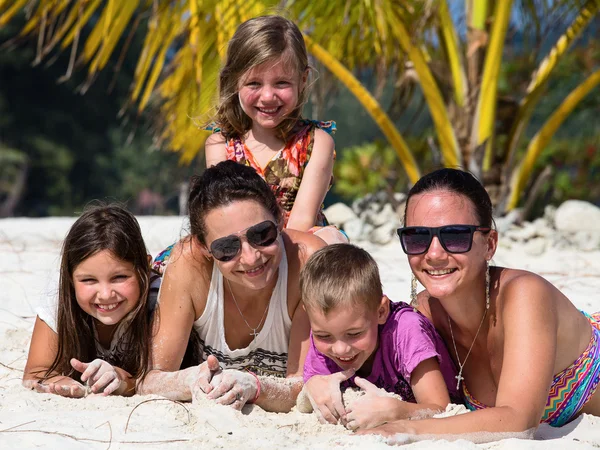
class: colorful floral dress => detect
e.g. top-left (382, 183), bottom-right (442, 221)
top-left (222, 119), bottom-right (336, 227)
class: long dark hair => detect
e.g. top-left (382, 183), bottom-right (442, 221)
top-left (45, 203), bottom-right (151, 382)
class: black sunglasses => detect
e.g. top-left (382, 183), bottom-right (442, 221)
top-left (397, 225), bottom-right (491, 255)
top-left (209, 220), bottom-right (279, 262)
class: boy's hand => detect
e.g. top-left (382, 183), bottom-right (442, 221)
top-left (304, 369), bottom-right (354, 424)
top-left (344, 376), bottom-right (401, 431)
top-left (70, 358), bottom-right (125, 395)
top-left (33, 376), bottom-right (87, 398)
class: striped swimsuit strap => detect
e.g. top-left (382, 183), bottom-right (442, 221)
top-left (463, 311), bottom-right (600, 428)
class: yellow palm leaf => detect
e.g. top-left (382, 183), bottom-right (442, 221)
top-left (0, 0), bottom-right (30, 27)
top-left (507, 69), bottom-right (600, 210)
top-left (139, 14), bottom-right (183, 110)
top-left (438, 0), bottom-right (467, 107)
top-left (20, 0), bottom-right (70, 36)
top-left (90, 0), bottom-right (140, 73)
top-left (385, 5), bottom-right (460, 168)
top-left (60, 0), bottom-right (103, 49)
top-left (472, 0), bottom-right (513, 170)
top-left (132, 6), bottom-right (174, 101)
top-left (504, 0), bottom-right (599, 172)
top-left (304, 34), bottom-right (421, 184)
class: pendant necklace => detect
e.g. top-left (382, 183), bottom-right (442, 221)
top-left (448, 308), bottom-right (488, 390)
top-left (226, 279), bottom-right (270, 339)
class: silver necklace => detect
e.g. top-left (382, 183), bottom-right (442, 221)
top-left (226, 279), bottom-right (270, 339)
top-left (448, 308), bottom-right (488, 390)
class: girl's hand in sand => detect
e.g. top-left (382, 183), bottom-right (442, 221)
top-left (70, 358), bottom-right (124, 395)
top-left (304, 369), bottom-right (355, 424)
top-left (207, 369), bottom-right (258, 410)
top-left (33, 376), bottom-right (87, 398)
top-left (344, 377), bottom-right (401, 431)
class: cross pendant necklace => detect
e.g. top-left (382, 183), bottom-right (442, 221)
top-left (448, 308), bottom-right (488, 390)
top-left (226, 279), bottom-right (270, 339)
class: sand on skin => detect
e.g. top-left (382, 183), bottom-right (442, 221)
top-left (1, 216), bottom-right (599, 449)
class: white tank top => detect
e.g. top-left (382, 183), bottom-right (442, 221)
top-left (193, 237), bottom-right (292, 377)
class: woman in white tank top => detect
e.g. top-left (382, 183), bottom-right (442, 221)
top-left (138, 161), bottom-right (325, 413)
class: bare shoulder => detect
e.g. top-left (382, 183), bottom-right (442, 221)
top-left (282, 229), bottom-right (326, 266)
top-left (496, 267), bottom-right (558, 320)
top-left (313, 128), bottom-right (335, 151)
top-left (205, 133), bottom-right (227, 167)
top-left (161, 237), bottom-right (212, 312)
top-left (205, 132), bottom-right (226, 146)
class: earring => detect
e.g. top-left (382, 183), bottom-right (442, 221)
top-left (485, 260), bottom-right (490, 310)
top-left (410, 273), bottom-right (418, 312)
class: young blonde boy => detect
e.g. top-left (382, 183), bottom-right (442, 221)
top-left (300, 244), bottom-right (461, 430)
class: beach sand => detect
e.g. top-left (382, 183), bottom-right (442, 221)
top-left (1, 216), bottom-right (599, 449)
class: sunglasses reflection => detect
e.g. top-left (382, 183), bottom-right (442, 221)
top-left (209, 220), bottom-right (279, 262)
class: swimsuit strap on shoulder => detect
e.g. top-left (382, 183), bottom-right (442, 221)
top-left (299, 119), bottom-right (336, 135)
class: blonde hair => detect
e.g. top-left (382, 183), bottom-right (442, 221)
top-left (300, 244), bottom-right (383, 315)
top-left (214, 15), bottom-right (309, 140)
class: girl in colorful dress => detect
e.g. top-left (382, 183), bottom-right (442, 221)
top-left (23, 204), bottom-right (158, 397)
top-left (204, 15), bottom-right (345, 245)
top-left (363, 168), bottom-right (600, 438)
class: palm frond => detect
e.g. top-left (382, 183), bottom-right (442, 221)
top-left (507, 68), bottom-right (600, 210)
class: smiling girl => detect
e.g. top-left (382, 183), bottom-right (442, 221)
top-left (202, 15), bottom-right (345, 245)
top-left (23, 204), bottom-right (157, 397)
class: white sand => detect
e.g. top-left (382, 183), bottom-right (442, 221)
top-left (1, 216), bottom-right (599, 449)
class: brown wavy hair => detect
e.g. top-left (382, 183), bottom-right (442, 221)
top-left (213, 15), bottom-right (310, 141)
top-left (44, 203), bottom-right (152, 383)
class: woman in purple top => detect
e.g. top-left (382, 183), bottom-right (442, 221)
top-left (299, 244), bottom-right (460, 430)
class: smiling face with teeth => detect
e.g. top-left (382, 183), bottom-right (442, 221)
top-left (308, 298), bottom-right (389, 375)
top-left (72, 249), bottom-right (141, 330)
top-left (405, 190), bottom-right (497, 301)
top-left (202, 199), bottom-right (283, 292)
top-left (237, 55), bottom-right (307, 132)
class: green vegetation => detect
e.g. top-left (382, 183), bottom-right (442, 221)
top-left (0, 2), bottom-right (598, 216)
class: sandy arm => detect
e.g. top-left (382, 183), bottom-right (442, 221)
top-left (137, 242), bottom-right (212, 400)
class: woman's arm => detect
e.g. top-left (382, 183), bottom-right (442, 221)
top-left (137, 243), bottom-right (213, 400)
top-left (286, 129), bottom-right (335, 231)
top-left (205, 133), bottom-right (227, 168)
top-left (366, 275), bottom-right (557, 436)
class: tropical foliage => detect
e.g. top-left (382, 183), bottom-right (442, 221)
top-left (1, 0), bottom-right (599, 213)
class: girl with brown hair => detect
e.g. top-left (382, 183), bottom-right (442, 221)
top-left (23, 204), bottom-right (157, 397)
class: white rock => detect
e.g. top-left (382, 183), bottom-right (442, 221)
top-left (393, 192), bottom-right (406, 203)
top-left (570, 231), bottom-right (600, 252)
top-left (323, 202), bottom-right (357, 227)
top-left (494, 209), bottom-right (522, 234)
top-left (524, 237), bottom-right (547, 256)
top-left (504, 222), bottom-right (538, 241)
top-left (343, 218), bottom-right (370, 242)
top-left (369, 223), bottom-right (396, 245)
top-left (369, 203), bottom-right (397, 227)
top-left (544, 204), bottom-right (557, 226)
top-left (554, 200), bottom-right (600, 232)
